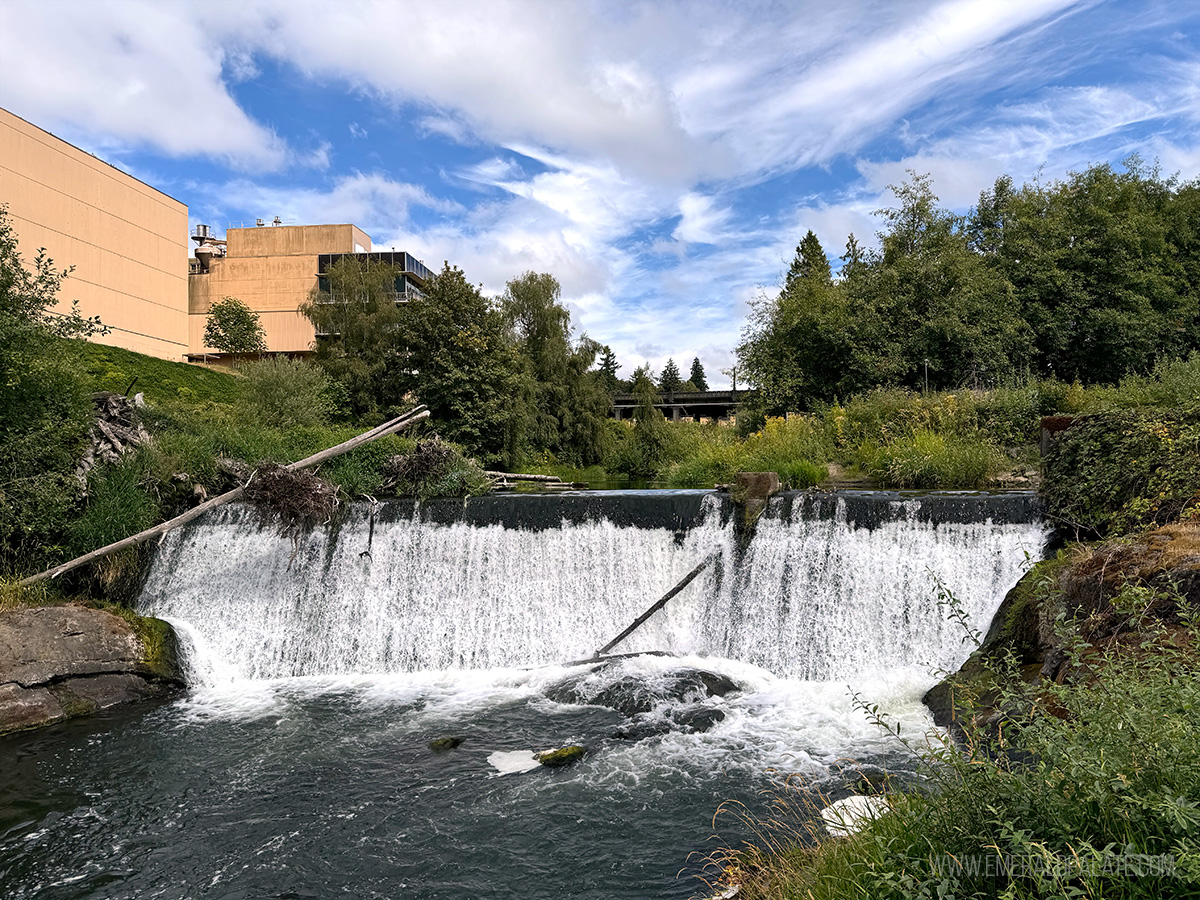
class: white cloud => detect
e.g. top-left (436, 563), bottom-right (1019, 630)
top-left (3, 0), bottom-right (1198, 378)
top-left (672, 193), bottom-right (736, 245)
top-left (0, 0), bottom-right (288, 170)
top-left (200, 173), bottom-right (462, 241)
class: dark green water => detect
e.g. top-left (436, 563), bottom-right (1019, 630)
top-left (0, 660), bottom-right (925, 900)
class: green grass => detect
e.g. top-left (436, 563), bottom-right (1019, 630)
top-left (76, 340), bottom-right (243, 406)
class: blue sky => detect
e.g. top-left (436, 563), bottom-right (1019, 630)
top-left (2, 0), bottom-right (1198, 386)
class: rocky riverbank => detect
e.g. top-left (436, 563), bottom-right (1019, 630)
top-left (924, 520), bottom-right (1200, 729)
top-left (0, 605), bottom-right (185, 735)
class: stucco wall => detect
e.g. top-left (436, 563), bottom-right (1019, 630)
top-left (0, 107), bottom-right (189, 360)
top-left (189, 224), bottom-right (372, 355)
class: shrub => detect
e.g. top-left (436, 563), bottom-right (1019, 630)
top-left (742, 417), bottom-right (829, 488)
top-left (384, 437), bottom-right (488, 499)
top-left (863, 429), bottom-right (1000, 489)
top-left (239, 356), bottom-right (336, 428)
top-left (1042, 410), bottom-right (1200, 537)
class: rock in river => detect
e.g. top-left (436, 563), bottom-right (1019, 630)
top-left (0, 605), bottom-right (185, 735)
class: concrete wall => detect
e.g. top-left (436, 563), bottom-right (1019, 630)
top-left (189, 224), bottom-right (372, 356)
top-left (0, 107), bottom-right (189, 360)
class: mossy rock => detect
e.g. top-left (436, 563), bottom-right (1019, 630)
top-left (536, 745), bottom-right (587, 767)
top-left (430, 736), bottom-right (465, 753)
top-left (111, 607), bottom-right (184, 683)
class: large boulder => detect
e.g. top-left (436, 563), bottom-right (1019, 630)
top-left (0, 605), bottom-right (185, 735)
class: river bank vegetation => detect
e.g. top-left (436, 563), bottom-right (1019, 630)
top-left (706, 377), bottom-right (1200, 897)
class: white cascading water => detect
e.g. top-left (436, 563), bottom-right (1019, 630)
top-left (139, 492), bottom-right (1047, 685)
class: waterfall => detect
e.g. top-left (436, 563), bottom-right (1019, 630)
top-left (138, 491), bottom-right (1047, 683)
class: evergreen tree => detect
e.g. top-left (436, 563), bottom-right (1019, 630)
top-left (839, 233), bottom-right (867, 281)
top-left (688, 356), bottom-right (708, 391)
top-left (659, 358), bottom-right (682, 393)
top-left (784, 229), bottom-right (833, 291)
top-left (597, 346), bottom-right (621, 393)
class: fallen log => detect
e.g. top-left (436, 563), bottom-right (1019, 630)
top-left (20, 405), bottom-right (430, 587)
top-left (592, 558), bottom-right (712, 658)
top-left (483, 471), bottom-right (564, 483)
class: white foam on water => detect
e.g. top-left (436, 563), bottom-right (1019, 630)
top-left (487, 750), bottom-right (542, 775)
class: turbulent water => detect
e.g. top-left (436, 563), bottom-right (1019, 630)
top-left (0, 490), bottom-right (1048, 900)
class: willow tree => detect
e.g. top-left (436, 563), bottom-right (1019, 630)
top-left (503, 271), bottom-right (611, 466)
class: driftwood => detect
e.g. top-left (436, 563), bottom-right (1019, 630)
top-left (483, 471), bottom-right (563, 483)
top-left (593, 558), bottom-right (712, 658)
top-left (20, 405), bottom-right (430, 587)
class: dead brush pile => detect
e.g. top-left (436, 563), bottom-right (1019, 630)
top-left (243, 463), bottom-right (339, 533)
top-left (383, 437), bottom-right (486, 500)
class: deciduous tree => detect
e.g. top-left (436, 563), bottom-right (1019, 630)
top-left (204, 296), bottom-right (266, 358)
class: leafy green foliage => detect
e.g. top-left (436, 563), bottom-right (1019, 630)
top-left (738, 162), bottom-right (1200, 415)
top-left (982, 159), bottom-right (1200, 384)
top-left (0, 206), bottom-right (95, 574)
top-left (239, 356), bottom-right (336, 428)
top-left (858, 428), bottom-right (1001, 489)
top-left (203, 296), bottom-right (266, 356)
top-left (608, 376), bottom-right (671, 476)
top-left (1042, 409), bottom-right (1200, 537)
top-left (689, 356), bottom-right (708, 391)
top-left (503, 271), bottom-right (612, 466)
top-left (301, 256), bottom-right (408, 417)
top-left (397, 264), bottom-right (526, 466)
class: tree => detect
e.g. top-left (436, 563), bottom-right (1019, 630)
top-left (597, 346), bottom-right (621, 393)
top-left (785, 229), bottom-right (832, 291)
top-left (502, 271), bottom-right (611, 465)
top-left (0, 205), bottom-right (95, 572)
top-left (397, 264), bottom-right (527, 465)
top-left (617, 367), bottom-right (669, 476)
top-left (300, 257), bottom-right (407, 416)
top-left (688, 356), bottom-right (708, 391)
top-left (203, 296), bottom-right (266, 358)
top-left (975, 159), bottom-right (1198, 383)
top-left (739, 230), bottom-right (891, 414)
top-left (659, 358), bottom-right (682, 393)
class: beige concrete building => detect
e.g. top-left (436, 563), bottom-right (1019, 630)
top-left (0, 107), bottom-right (190, 359)
top-left (188, 224), bottom-right (432, 358)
